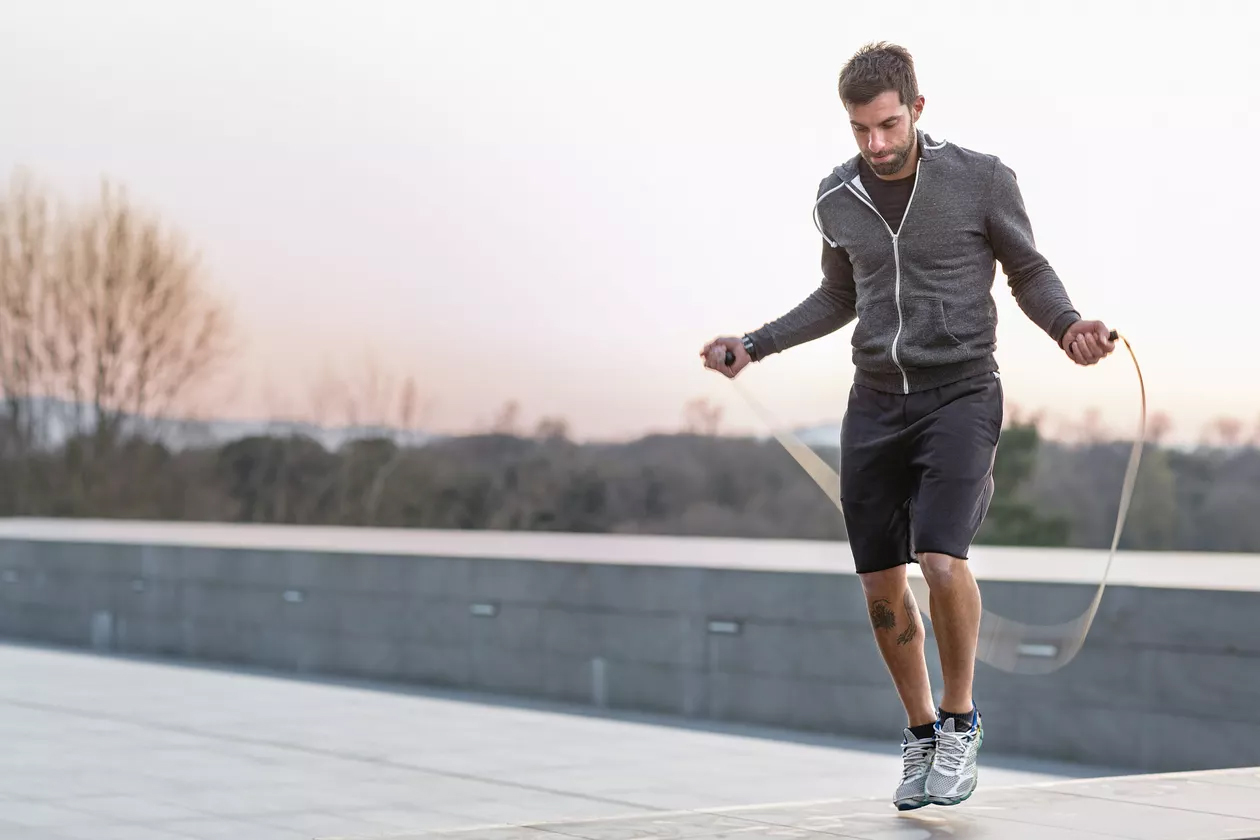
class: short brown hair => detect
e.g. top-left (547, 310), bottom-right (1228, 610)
top-left (838, 42), bottom-right (919, 107)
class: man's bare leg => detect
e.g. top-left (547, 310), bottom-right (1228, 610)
top-left (918, 551), bottom-right (982, 714)
top-left (859, 564), bottom-right (936, 728)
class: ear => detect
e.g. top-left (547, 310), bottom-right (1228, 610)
top-left (911, 95), bottom-right (926, 120)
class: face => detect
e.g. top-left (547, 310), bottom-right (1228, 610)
top-left (846, 90), bottom-right (924, 179)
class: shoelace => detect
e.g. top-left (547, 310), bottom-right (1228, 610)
top-left (901, 738), bottom-right (934, 781)
top-left (932, 728), bottom-right (976, 775)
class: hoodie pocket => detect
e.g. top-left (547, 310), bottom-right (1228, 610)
top-left (897, 296), bottom-right (965, 367)
top-left (850, 299), bottom-right (900, 372)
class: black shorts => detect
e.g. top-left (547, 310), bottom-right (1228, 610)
top-left (840, 371), bottom-right (1003, 574)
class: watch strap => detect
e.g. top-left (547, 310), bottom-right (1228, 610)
top-left (741, 334), bottom-right (758, 361)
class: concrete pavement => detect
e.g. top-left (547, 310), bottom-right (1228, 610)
top-left (345, 767), bottom-right (1260, 840)
top-left (0, 641), bottom-right (1117, 839)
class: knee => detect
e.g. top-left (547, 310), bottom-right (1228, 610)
top-left (919, 551), bottom-right (966, 587)
top-left (859, 565), bottom-right (906, 601)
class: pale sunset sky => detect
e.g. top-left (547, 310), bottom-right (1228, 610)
top-left (3, 0), bottom-right (1257, 445)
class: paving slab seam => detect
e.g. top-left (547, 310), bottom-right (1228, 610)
top-left (945, 766), bottom-right (1257, 794)
top-left (313, 797), bottom-right (1019, 840)
top-left (388, 768), bottom-right (1260, 833)
top-left (312, 794), bottom-right (917, 840)
top-left (0, 693), bottom-right (679, 816)
top-left (1025, 786), bottom-right (1260, 822)
top-left (312, 768), bottom-right (1260, 840)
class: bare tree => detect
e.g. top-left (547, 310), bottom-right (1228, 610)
top-left (1148, 411), bottom-right (1173, 445)
top-left (0, 170), bottom-right (60, 511)
top-left (682, 397), bottom-right (723, 435)
top-left (1075, 407), bottom-right (1110, 445)
top-left (1202, 416), bottom-right (1245, 449)
top-left (491, 399), bottom-right (522, 435)
top-left (1003, 401), bottom-right (1046, 432)
top-left (297, 351), bottom-right (429, 525)
top-left (0, 169), bottom-right (232, 512)
top-left (534, 416), bottom-right (570, 441)
top-left (65, 179), bottom-right (231, 446)
top-left (363, 373), bottom-right (422, 524)
top-left (0, 172), bottom-right (51, 445)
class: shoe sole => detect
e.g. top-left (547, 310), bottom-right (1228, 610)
top-left (925, 725), bottom-right (983, 807)
top-left (927, 788), bottom-right (974, 807)
top-left (895, 797), bottom-right (930, 811)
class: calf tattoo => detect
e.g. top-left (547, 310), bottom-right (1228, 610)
top-left (869, 593), bottom-right (919, 646)
top-left (866, 596), bottom-right (897, 629)
top-left (869, 598), bottom-right (896, 631)
top-left (896, 590), bottom-right (918, 646)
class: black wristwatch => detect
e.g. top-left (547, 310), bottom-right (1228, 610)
top-left (741, 334), bottom-right (758, 361)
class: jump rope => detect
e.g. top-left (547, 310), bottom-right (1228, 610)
top-left (471, 340), bottom-right (1146, 834)
top-left (721, 329), bottom-right (1146, 676)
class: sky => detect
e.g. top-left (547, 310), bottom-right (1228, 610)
top-left (2, 0), bottom-right (1258, 446)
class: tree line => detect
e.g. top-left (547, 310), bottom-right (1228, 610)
top-left (2, 417), bottom-right (1258, 553)
top-left (2, 166), bottom-right (1258, 554)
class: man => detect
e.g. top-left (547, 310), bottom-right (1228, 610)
top-left (700, 42), bottom-right (1114, 810)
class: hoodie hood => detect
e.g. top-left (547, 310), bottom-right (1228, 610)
top-left (832, 130), bottom-right (948, 185)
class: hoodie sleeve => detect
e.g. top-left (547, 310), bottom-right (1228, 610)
top-left (987, 158), bottom-right (1081, 345)
top-left (745, 239), bottom-right (857, 360)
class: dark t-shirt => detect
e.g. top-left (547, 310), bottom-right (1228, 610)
top-left (859, 157), bottom-right (915, 233)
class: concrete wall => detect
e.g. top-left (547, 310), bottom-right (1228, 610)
top-left (1, 521), bottom-right (1259, 774)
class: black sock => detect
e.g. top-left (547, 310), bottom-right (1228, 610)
top-left (938, 707), bottom-right (977, 731)
top-left (909, 722), bottom-right (936, 740)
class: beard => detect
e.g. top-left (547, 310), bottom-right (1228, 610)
top-left (864, 127), bottom-right (917, 177)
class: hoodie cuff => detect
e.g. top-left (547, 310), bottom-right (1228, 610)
top-left (1051, 310), bottom-right (1082, 346)
top-left (744, 328), bottom-right (778, 361)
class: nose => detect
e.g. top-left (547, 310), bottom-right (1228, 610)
top-left (868, 131), bottom-right (890, 154)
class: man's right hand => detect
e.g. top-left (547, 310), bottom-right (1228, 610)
top-left (700, 336), bottom-right (751, 378)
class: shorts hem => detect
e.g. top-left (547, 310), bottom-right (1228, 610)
top-left (853, 556), bottom-right (915, 575)
top-left (912, 546), bottom-right (972, 561)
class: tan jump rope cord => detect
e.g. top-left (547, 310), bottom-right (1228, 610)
top-left (724, 330), bottom-right (1145, 675)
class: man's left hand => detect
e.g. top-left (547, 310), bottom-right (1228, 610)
top-left (1060, 319), bottom-right (1115, 366)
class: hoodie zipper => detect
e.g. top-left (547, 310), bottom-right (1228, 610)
top-left (844, 159), bottom-right (922, 394)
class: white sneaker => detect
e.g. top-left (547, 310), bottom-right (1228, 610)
top-left (894, 728), bottom-right (936, 811)
top-left (926, 712), bottom-right (983, 806)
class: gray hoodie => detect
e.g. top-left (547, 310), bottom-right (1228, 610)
top-left (745, 131), bottom-right (1080, 394)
